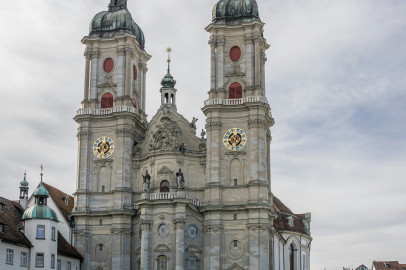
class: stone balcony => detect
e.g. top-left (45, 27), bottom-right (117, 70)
top-left (203, 96), bottom-right (268, 106)
top-left (76, 106), bottom-right (139, 116)
top-left (134, 192), bottom-right (202, 209)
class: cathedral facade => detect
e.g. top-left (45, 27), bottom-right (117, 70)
top-left (72, 1), bottom-right (312, 270)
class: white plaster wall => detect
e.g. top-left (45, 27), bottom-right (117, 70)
top-left (0, 242), bottom-right (30, 269)
top-left (58, 255), bottom-right (81, 270)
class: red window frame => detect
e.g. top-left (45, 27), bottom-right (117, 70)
top-left (229, 82), bottom-right (243, 99)
top-left (101, 93), bottom-right (114, 109)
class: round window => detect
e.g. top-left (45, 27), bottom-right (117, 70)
top-left (230, 46), bottom-right (241, 62)
top-left (103, 58), bottom-right (114, 73)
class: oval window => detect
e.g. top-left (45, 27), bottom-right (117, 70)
top-left (230, 46), bottom-right (241, 62)
top-left (133, 65), bottom-right (137, 80)
top-left (103, 58), bottom-right (114, 73)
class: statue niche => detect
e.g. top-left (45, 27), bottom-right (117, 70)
top-left (149, 117), bottom-right (182, 151)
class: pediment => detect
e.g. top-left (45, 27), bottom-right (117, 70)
top-left (186, 245), bottom-right (201, 254)
top-left (154, 244), bottom-right (171, 252)
top-left (227, 264), bottom-right (245, 270)
top-left (158, 166), bottom-right (173, 175)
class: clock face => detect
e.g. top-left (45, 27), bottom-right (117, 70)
top-left (93, 137), bottom-right (115, 159)
top-left (223, 128), bottom-right (247, 151)
top-left (187, 225), bottom-right (198, 239)
top-left (158, 223), bottom-right (169, 238)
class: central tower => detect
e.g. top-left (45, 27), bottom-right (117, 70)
top-left (202, 0), bottom-right (275, 269)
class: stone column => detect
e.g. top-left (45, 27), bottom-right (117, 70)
top-left (245, 36), bottom-right (255, 91)
top-left (254, 36), bottom-right (261, 87)
top-left (83, 51), bottom-right (91, 103)
top-left (203, 224), bottom-right (222, 270)
top-left (174, 218), bottom-right (186, 270)
top-left (124, 47), bottom-right (132, 102)
top-left (210, 39), bottom-right (216, 91)
top-left (90, 50), bottom-right (100, 103)
top-left (216, 38), bottom-right (225, 94)
top-left (140, 220), bottom-right (152, 270)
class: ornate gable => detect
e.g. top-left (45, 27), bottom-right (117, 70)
top-left (158, 166), bottom-right (173, 175)
top-left (227, 263), bottom-right (245, 270)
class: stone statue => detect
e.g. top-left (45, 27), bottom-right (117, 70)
top-left (201, 129), bottom-right (206, 140)
top-left (179, 143), bottom-right (185, 153)
top-left (142, 170), bottom-right (151, 192)
top-left (191, 117), bottom-right (198, 129)
top-left (176, 169), bottom-right (185, 190)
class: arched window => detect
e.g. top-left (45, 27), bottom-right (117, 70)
top-left (187, 257), bottom-right (198, 270)
top-left (229, 82), bottom-right (242, 99)
top-left (289, 244), bottom-right (295, 270)
top-left (157, 255), bottom-right (168, 270)
top-left (101, 93), bottom-right (114, 109)
top-left (160, 181), bottom-right (170, 193)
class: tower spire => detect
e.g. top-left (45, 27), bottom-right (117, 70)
top-left (160, 47), bottom-right (177, 108)
top-left (167, 47), bottom-right (172, 74)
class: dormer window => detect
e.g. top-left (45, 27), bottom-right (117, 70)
top-left (287, 216), bottom-right (294, 227)
top-left (385, 264), bottom-right (390, 268)
top-left (0, 224), bottom-right (4, 232)
top-left (62, 197), bottom-right (69, 206)
top-left (0, 203), bottom-right (3, 211)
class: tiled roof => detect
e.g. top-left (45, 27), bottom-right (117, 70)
top-left (399, 264), bottom-right (406, 270)
top-left (42, 183), bottom-right (74, 222)
top-left (273, 196), bottom-right (309, 236)
top-left (373, 261), bottom-right (402, 270)
top-left (57, 231), bottom-right (83, 260)
top-left (0, 197), bottom-right (32, 247)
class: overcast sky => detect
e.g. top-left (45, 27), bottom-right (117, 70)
top-left (0, 0), bottom-right (405, 269)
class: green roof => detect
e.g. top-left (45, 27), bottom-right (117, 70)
top-left (22, 205), bottom-right (58, 222)
top-left (212, 0), bottom-right (261, 24)
top-left (33, 183), bottom-right (49, 197)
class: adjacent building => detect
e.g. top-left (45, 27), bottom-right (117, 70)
top-left (0, 173), bottom-right (82, 269)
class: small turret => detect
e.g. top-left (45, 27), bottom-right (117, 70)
top-left (160, 48), bottom-right (177, 109)
top-left (19, 171), bottom-right (29, 209)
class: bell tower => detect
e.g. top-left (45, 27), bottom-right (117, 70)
top-left (202, 0), bottom-right (275, 269)
top-left (73, 1), bottom-right (150, 269)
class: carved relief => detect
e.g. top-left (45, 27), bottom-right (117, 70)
top-left (174, 218), bottom-right (186, 229)
top-left (148, 117), bottom-right (182, 151)
top-left (205, 121), bottom-right (222, 131)
top-left (203, 224), bottom-right (223, 233)
top-left (98, 74), bottom-right (117, 89)
top-left (248, 119), bottom-right (269, 129)
top-left (77, 130), bottom-right (92, 140)
top-left (226, 63), bottom-right (245, 78)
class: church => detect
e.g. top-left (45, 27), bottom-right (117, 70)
top-left (0, 0), bottom-right (312, 270)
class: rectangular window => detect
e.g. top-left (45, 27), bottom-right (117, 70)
top-left (0, 204), bottom-right (3, 211)
top-left (234, 214), bottom-right (238, 220)
top-left (234, 179), bottom-right (238, 186)
top-left (37, 225), bottom-right (45, 239)
top-left (0, 224), bottom-right (3, 232)
top-left (36, 253), bottom-right (44, 268)
top-left (51, 254), bottom-right (56, 268)
top-left (6, 249), bottom-right (14, 264)
top-left (52, 227), bottom-right (56, 241)
top-left (66, 261), bottom-right (72, 270)
top-left (21, 252), bottom-right (28, 267)
top-left (57, 259), bottom-right (62, 270)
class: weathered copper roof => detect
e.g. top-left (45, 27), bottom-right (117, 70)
top-left (22, 204), bottom-right (58, 222)
top-left (212, 0), bottom-right (261, 25)
top-left (89, 1), bottom-right (145, 48)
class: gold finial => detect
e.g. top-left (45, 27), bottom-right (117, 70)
top-left (166, 47), bottom-right (172, 63)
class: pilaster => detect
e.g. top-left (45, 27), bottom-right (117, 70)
top-left (140, 219), bottom-right (152, 270)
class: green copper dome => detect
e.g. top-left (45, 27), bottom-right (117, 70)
top-left (20, 172), bottom-right (29, 187)
top-left (212, 0), bottom-right (260, 24)
top-left (89, 0), bottom-right (145, 49)
top-left (161, 60), bottom-right (176, 89)
top-left (22, 205), bottom-right (58, 222)
top-left (33, 182), bottom-right (49, 197)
